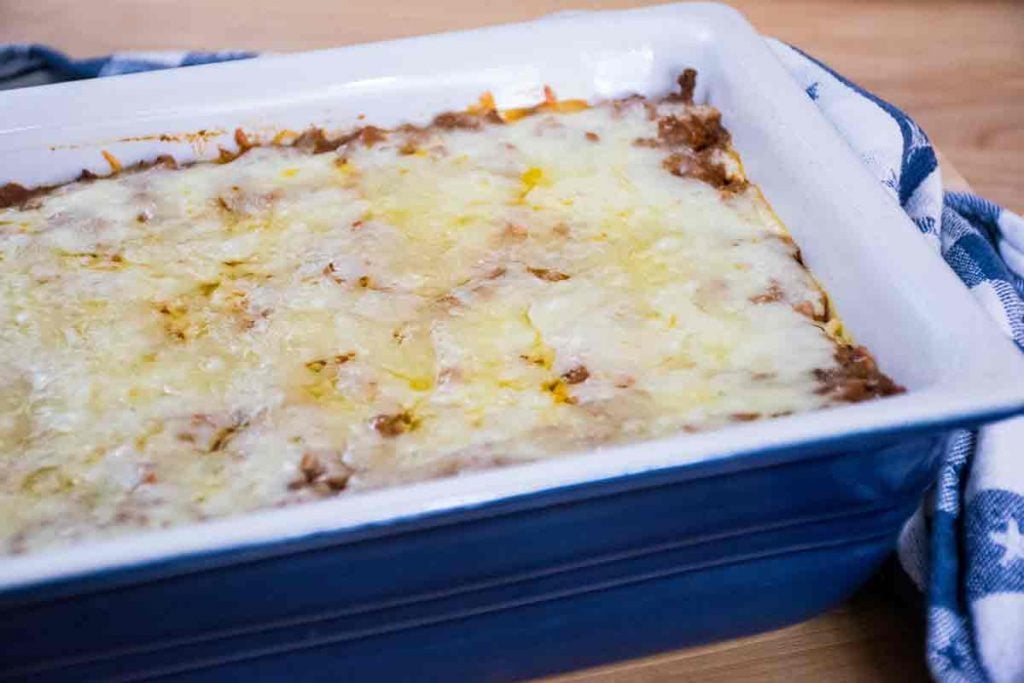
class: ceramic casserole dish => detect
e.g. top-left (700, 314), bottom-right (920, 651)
top-left (1, 3), bottom-right (1023, 680)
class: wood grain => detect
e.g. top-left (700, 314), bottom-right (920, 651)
top-left (0, 1), bottom-right (1016, 679)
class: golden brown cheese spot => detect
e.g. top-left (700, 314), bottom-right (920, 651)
top-left (175, 413), bottom-right (244, 451)
top-left (542, 378), bottom-right (578, 405)
top-left (156, 301), bottom-right (193, 342)
top-left (325, 473), bottom-right (351, 491)
top-left (793, 301), bottom-right (817, 319)
top-left (527, 267), bottom-right (570, 282)
top-left (209, 415), bottom-right (249, 453)
top-left (750, 281), bottom-right (785, 304)
top-left (293, 128), bottom-right (343, 154)
top-left (299, 452), bottom-right (325, 482)
top-left (433, 111), bottom-right (495, 130)
top-left (289, 451), bottom-right (352, 492)
top-left (234, 128), bottom-right (254, 152)
top-left (358, 126), bottom-right (388, 147)
top-left (520, 352), bottom-right (549, 368)
top-left (323, 261), bottom-right (344, 284)
top-left (561, 365), bottom-right (590, 385)
top-left (371, 411), bottom-right (420, 437)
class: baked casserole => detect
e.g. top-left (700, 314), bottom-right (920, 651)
top-left (0, 71), bottom-right (901, 554)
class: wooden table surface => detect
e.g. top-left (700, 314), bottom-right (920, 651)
top-left (2, 1), bottom-right (1020, 680)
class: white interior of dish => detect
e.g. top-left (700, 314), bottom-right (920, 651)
top-left (1, 2), bottom-right (1022, 590)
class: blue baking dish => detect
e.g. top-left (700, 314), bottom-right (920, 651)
top-left (0, 429), bottom-right (954, 681)
top-left (2, 3), bottom-right (1024, 680)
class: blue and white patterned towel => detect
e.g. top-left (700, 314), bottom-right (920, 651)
top-left (2, 42), bottom-right (1023, 683)
top-left (767, 43), bottom-right (1024, 683)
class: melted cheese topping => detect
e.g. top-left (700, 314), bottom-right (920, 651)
top-left (0, 97), bottom-right (859, 554)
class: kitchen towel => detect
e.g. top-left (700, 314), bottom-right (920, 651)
top-left (767, 43), bottom-right (1024, 683)
top-left (2, 40), bottom-right (1023, 683)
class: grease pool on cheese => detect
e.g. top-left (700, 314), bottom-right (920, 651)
top-left (0, 71), bottom-right (901, 555)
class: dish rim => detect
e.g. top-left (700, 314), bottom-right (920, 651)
top-left (1, 1), bottom-right (1022, 593)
